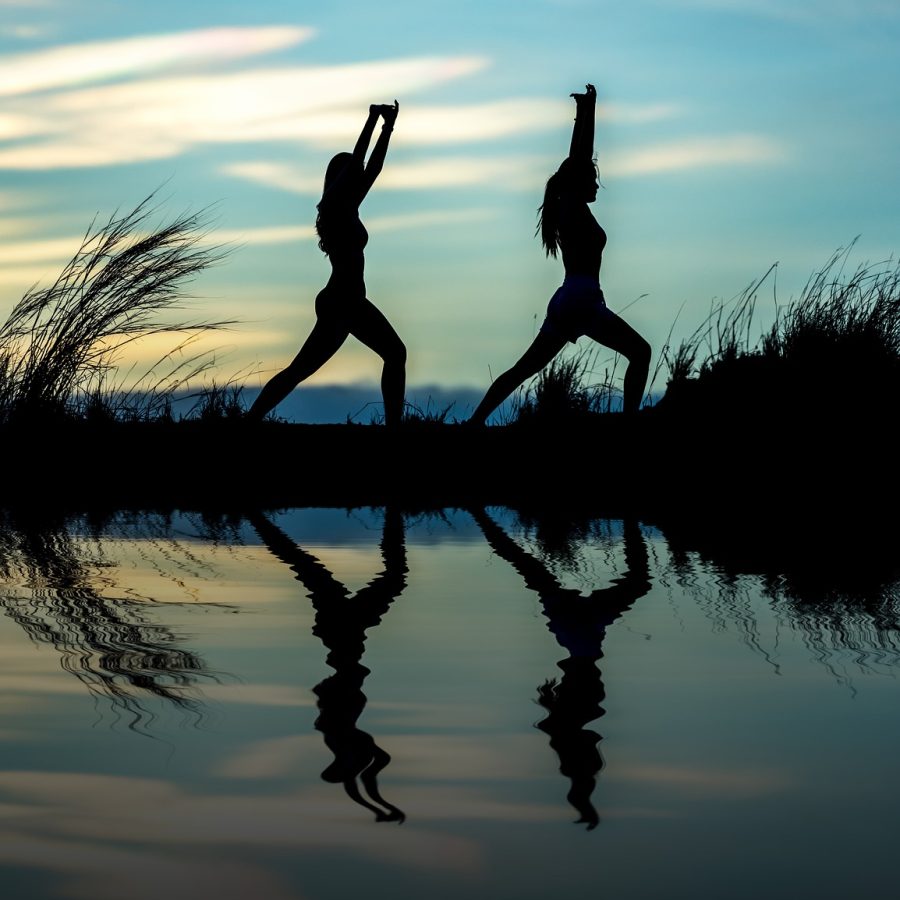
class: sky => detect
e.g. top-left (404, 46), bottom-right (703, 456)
top-left (1, 0), bottom-right (898, 419)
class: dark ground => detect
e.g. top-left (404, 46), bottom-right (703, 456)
top-left (4, 403), bottom-right (895, 519)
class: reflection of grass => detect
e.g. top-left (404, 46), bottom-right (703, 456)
top-left (0, 509), bottom-right (224, 732)
top-left (0, 191), bottom-right (230, 424)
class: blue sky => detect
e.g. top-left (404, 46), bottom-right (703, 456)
top-left (1, 0), bottom-right (898, 416)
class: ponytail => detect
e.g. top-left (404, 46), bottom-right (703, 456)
top-left (536, 157), bottom-right (597, 257)
top-left (315, 151), bottom-right (359, 256)
top-left (536, 170), bottom-right (564, 258)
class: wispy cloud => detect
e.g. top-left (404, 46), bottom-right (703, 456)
top-left (606, 134), bottom-right (788, 176)
top-left (223, 133), bottom-right (785, 198)
top-left (0, 770), bottom-right (485, 871)
top-left (0, 26), bottom-right (680, 172)
top-left (0, 207), bottom-right (498, 293)
top-left (616, 762), bottom-right (791, 794)
top-left (222, 157), bottom-right (549, 194)
top-left (0, 55), bottom-right (489, 169)
top-left (0, 25), bottom-right (314, 97)
top-left (0, 217), bottom-right (83, 287)
top-left (0, 24), bottom-right (52, 39)
top-left (0, 234), bottom-right (80, 264)
top-left (601, 102), bottom-right (684, 124)
top-left (214, 208), bottom-right (498, 247)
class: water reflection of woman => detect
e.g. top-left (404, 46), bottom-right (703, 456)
top-left (470, 508), bottom-right (651, 829)
top-left (249, 508), bottom-right (408, 823)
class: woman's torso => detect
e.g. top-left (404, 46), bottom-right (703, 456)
top-left (558, 201), bottom-right (606, 282)
top-left (320, 206), bottom-right (369, 297)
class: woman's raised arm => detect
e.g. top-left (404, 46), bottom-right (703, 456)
top-left (359, 100), bottom-right (399, 198)
top-left (568, 83), bottom-right (596, 161)
top-left (352, 105), bottom-right (382, 165)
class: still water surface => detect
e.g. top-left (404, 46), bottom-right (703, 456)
top-left (0, 507), bottom-right (898, 900)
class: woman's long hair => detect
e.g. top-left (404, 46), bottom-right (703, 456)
top-left (536, 157), bottom-right (597, 258)
top-left (315, 152), bottom-right (361, 256)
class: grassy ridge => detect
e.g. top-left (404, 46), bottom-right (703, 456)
top-left (1, 201), bottom-right (897, 512)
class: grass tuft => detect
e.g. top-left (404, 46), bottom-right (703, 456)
top-left (0, 190), bottom-right (232, 424)
top-left (511, 346), bottom-right (620, 423)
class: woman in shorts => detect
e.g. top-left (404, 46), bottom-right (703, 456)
top-left (468, 84), bottom-right (650, 423)
top-left (247, 101), bottom-right (406, 424)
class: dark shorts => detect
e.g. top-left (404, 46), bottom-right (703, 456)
top-left (540, 276), bottom-right (615, 344)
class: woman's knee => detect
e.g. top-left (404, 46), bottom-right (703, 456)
top-left (634, 336), bottom-right (652, 367)
top-left (384, 337), bottom-right (406, 368)
top-left (622, 334), bottom-right (651, 368)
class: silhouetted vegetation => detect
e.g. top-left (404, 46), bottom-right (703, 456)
top-left (510, 347), bottom-right (622, 423)
top-left (658, 245), bottom-right (900, 419)
top-left (1, 236), bottom-right (897, 512)
top-left (0, 191), bottom-right (231, 425)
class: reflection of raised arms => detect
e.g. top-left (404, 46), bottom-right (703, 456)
top-left (470, 506), bottom-right (650, 616)
top-left (568, 83), bottom-right (597, 162)
top-left (353, 100), bottom-right (400, 201)
top-left (471, 506), bottom-right (572, 597)
top-left (248, 507), bottom-right (407, 611)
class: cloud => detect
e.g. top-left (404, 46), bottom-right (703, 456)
top-left (0, 24), bottom-right (52, 40)
top-left (223, 134), bottom-right (785, 200)
top-left (0, 220), bottom-right (84, 289)
top-left (200, 683), bottom-right (315, 708)
top-left (0, 234), bottom-right (81, 264)
top-left (601, 102), bottom-right (683, 124)
top-left (0, 57), bottom-right (490, 169)
top-left (616, 762), bottom-right (791, 794)
top-left (605, 134), bottom-right (788, 176)
top-left (0, 189), bottom-right (45, 211)
top-left (0, 769), bottom-right (485, 871)
top-left (221, 163), bottom-right (322, 195)
top-left (223, 156), bottom-right (548, 194)
top-left (0, 264), bottom-right (62, 287)
top-left (379, 158), bottom-right (532, 189)
top-left (0, 25), bottom-right (314, 97)
top-left (0, 24), bottom-right (678, 172)
top-left (213, 209), bottom-right (498, 246)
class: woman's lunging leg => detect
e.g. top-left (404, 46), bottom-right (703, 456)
top-left (469, 332), bottom-right (566, 425)
top-left (247, 321), bottom-right (348, 421)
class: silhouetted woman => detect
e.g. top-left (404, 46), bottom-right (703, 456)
top-left (468, 84), bottom-right (651, 423)
top-left (248, 508), bottom-right (407, 823)
top-left (248, 102), bottom-right (406, 424)
top-left (469, 507), bottom-right (651, 829)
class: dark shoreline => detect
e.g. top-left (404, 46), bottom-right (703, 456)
top-left (4, 409), bottom-right (894, 519)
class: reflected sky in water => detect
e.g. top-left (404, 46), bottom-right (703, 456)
top-left (1, 506), bottom-right (899, 900)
